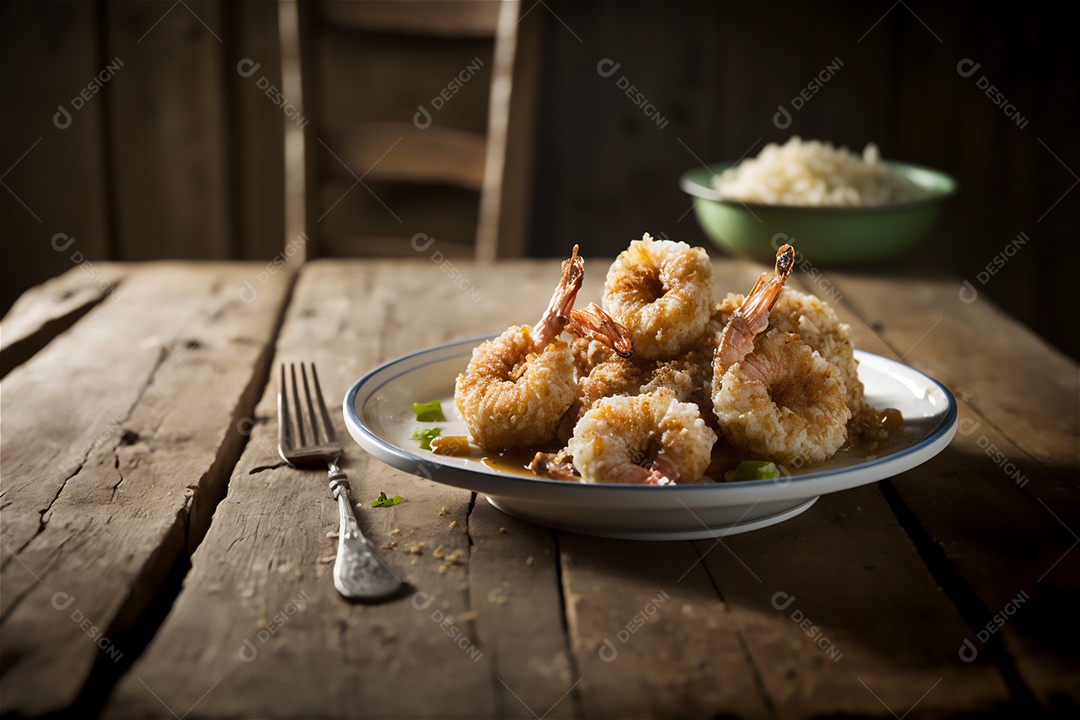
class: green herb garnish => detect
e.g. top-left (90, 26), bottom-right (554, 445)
top-left (411, 427), bottom-right (442, 450)
top-left (732, 460), bottom-right (780, 481)
top-left (371, 491), bottom-right (403, 508)
top-left (413, 400), bottom-right (446, 422)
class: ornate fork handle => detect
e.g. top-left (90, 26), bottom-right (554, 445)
top-left (327, 460), bottom-right (401, 600)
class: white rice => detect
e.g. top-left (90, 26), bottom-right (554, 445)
top-left (711, 137), bottom-right (927, 207)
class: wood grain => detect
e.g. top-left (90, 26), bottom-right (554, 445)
top-left (560, 535), bottom-right (770, 718)
top-left (2, 256), bottom-right (1072, 718)
top-left (467, 501), bottom-right (575, 719)
top-left (107, 1), bottom-right (232, 261)
top-left (0, 263), bottom-right (290, 716)
top-left (323, 123), bottom-right (488, 190)
top-left (105, 259), bottom-right (586, 718)
top-left (232, 0), bottom-right (288, 261)
top-left (475, 0), bottom-right (537, 261)
top-left (820, 272), bottom-right (1078, 474)
top-left (817, 271), bottom-right (1080, 709)
top-left (321, 0), bottom-right (502, 37)
top-left (0, 0), bottom-right (112, 317)
top-left (702, 485), bottom-right (1008, 717)
top-left (0, 263), bottom-right (127, 378)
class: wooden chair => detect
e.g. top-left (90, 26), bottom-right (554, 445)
top-left (278, 0), bottom-right (538, 263)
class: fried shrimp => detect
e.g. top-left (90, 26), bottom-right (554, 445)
top-left (767, 287), bottom-right (864, 415)
top-left (562, 344), bottom-right (704, 445)
top-left (714, 329), bottom-right (850, 465)
top-left (714, 245), bottom-right (795, 369)
top-left (454, 247), bottom-right (584, 450)
top-left (569, 303), bottom-right (634, 358)
top-left (568, 389), bottom-right (716, 484)
top-left (711, 245), bottom-right (850, 465)
top-left (602, 233), bottom-right (714, 360)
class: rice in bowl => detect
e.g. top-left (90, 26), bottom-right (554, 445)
top-left (711, 137), bottom-right (928, 207)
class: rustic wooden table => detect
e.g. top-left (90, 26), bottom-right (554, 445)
top-left (1, 257), bottom-right (1077, 719)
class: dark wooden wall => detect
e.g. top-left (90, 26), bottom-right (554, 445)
top-left (3, 0), bottom-right (1077, 360)
top-left (530, 0), bottom-right (1079, 360)
top-left (1, 0), bottom-right (284, 308)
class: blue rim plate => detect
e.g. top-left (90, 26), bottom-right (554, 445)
top-left (343, 336), bottom-right (957, 540)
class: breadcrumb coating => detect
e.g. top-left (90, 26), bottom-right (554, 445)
top-left (569, 389), bottom-right (716, 484)
top-left (602, 234), bottom-right (713, 360)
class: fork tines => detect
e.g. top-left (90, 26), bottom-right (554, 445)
top-left (278, 362), bottom-right (341, 464)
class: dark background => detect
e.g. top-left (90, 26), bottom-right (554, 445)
top-left (3, 0), bottom-right (1077, 359)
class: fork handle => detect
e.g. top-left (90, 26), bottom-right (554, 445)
top-left (327, 464), bottom-right (402, 600)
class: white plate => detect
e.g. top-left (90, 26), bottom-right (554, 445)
top-left (343, 337), bottom-right (957, 540)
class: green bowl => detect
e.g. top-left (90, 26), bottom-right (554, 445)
top-left (680, 161), bottom-right (957, 264)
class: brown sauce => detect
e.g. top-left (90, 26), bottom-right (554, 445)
top-left (481, 450), bottom-right (544, 478)
top-left (474, 407), bottom-right (905, 483)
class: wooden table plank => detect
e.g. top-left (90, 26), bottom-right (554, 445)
top-left (467, 502), bottom-right (576, 720)
top-left (0, 263), bottom-right (127, 378)
top-left (106, 258), bottom-right (593, 718)
top-left (0, 263), bottom-right (290, 716)
top-left (552, 259), bottom-right (1007, 718)
top-left (7, 254), bottom-right (1068, 718)
top-left (550, 259), bottom-right (767, 719)
top-left (818, 271), bottom-right (1080, 709)
top-left (821, 273), bottom-right (1078, 483)
top-left (702, 484), bottom-right (1009, 717)
top-left (560, 535), bottom-right (770, 718)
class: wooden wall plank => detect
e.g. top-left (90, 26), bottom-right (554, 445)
top-left (231, 0), bottom-right (287, 260)
top-left (0, 263), bottom-right (290, 716)
top-left (0, 0), bottom-right (111, 316)
top-left (528, 0), bottom-right (1077, 361)
top-left (892, 1), bottom-right (1080, 361)
top-left (531, 1), bottom-right (721, 259)
top-left (106, 0), bottom-right (232, 260)
top-left (321, 0), bottom-right (502, 37)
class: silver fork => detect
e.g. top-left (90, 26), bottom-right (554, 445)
top-left (278, 362), bottom-right (403, 601)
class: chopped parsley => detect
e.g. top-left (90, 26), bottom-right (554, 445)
top-left (413, 400), bottom-right (446, 422)
top-left (371, 491), bottom-right (403, 508)
top-left (411, 427), bottom-right (442, 450)
top-left (732, 460), bottom-right (780, 481)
